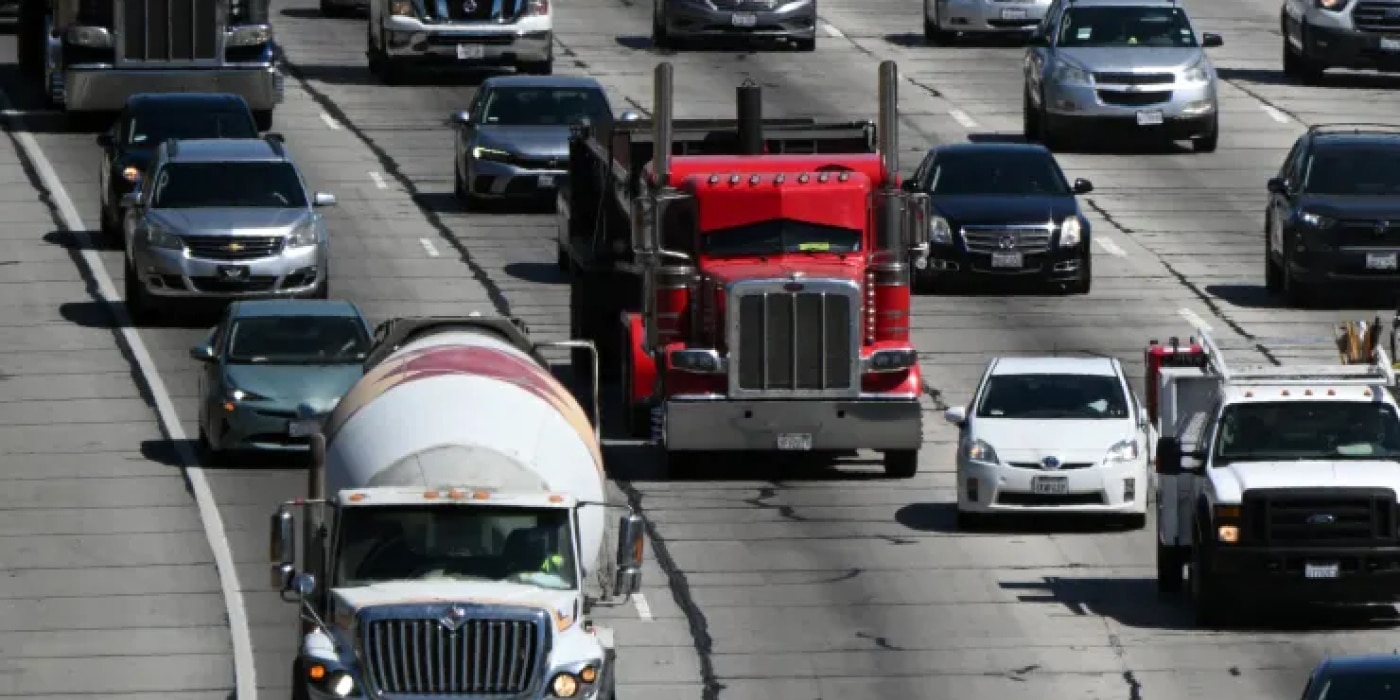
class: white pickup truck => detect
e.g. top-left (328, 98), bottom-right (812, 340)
top-left (1150, 327), bottom-right (1400, 626)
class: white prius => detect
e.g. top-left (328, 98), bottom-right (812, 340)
top-left (944, 356), bottom-right (1151, 529)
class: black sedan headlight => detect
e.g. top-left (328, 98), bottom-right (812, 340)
top-left (471, 145), bottom-right (515, 164)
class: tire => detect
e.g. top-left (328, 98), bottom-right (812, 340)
top-left (1157, 541), bottom-right (1184, 593)
top-left (1037, 103), bottom-right (1063, 151)
top-left (1191, 115), bottom-right (1218, 153)
top-left (100, 200), bottom-right (120, 241)
top-left (290, 658), bottom-right (311, 700)
top-left (254, 110), bottom-right (273, 132)
top-left (568, 273), bottom-right (596, 389)
top-left (123, 257), bottom-right (155, 324)
top-left (924, 7), bottom-right (951, 44)
top-left (1282, 246), bottom-right (1312, 307)
top-left (652, 11), bottom-right (673, 49)
top-left (1282, 22), bottom-right (1325, 84)
top-left (309, 279), bottom-right (329, 299)
top-left (1190, 535), bottom-right (1231, 627)
top-left (1022, 91), bottom-right (1040, 142)
top-left (883, 450), bottom-right (918, 478)
top-left (793, 37), bottom-right (816, 51)
top-left (1264, 224), bottom-right (1283, 293)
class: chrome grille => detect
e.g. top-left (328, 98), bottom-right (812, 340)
top-left (1354, 1), bottom-right (1400, 33)
top-left (1092, 72), bottom-right (1174, 85)
top-left (361, 616), bottom-right (546, 696)
top-left (117, 0), bottom-right (222, 64)
top-left (1243, 488), bottom-right (1397, 546)
top-left (732, 284), bottom-right (857, 395)
top-left (962, 226), bottom-right (1052, 254)
top-left (183, 236), bottom-right (283, 260)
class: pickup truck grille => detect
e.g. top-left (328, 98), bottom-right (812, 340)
top-left (963, 226), bottom-right (1052, 254)
top-left (734, 286), bottom-right (856, 394)
top-left (1354, 1), bottom-right (1400, 33)
top-left (183, 236), bottom-right (284, 260)
top-left (1243, 488), bottom-right (1397, 546)
top-left (117, 0), bottom-right (221, 63)
top-left (360, 616), bottom-right (546, 696)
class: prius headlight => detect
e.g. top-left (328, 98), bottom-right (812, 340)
top-left (963, 439), bottom-right (999, 464)
top-left (1106, 439), bottom-right (1140, 462)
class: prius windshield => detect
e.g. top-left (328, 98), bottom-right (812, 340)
top-left (977, 373), bottom-right (1129, 419)
top-left (702, 219), bottom-right (862, 258)
top-left (1214, 401), bottom-right (1400, 463)
top-left (226, 316), bottom-right (370, 364)
top-left (336, 506), bottom-right (578, 591)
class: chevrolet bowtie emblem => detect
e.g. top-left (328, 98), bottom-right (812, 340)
top-left (226, 242), bottom-right (244, 252)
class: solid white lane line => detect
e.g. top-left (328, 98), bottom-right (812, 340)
top-left (1095, 237), bottom-right (1127, 257)
top-left (1178, 307), bottom-right (1213, 332)
top-left (320, 111), bottom-right (343, 130)
top-left (1261, 105), bottom-right (1291, 125)
top-left (819, 20), bottom-right (846, 39)
top-left (0, 90), bottom-right (257, 699)
top-left (420, 238), bottom-right (441, 257)
top-left (632, 593), bottom-right (654, 621)
top-left (949, 109), bottom-right (978, 129)
top-left (368, 171), bottom-right (388, 189)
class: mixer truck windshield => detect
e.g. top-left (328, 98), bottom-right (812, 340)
top-left (336, 505), bottom-right (579, 590)
top-left (226, 316), bottom-right (370, 365)
top-left (702, 219), bottom-right (862, 258)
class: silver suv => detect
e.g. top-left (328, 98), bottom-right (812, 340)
top-left (121, 137), bottom-right (336, 320)
top-left (1282, 0), bottom-right (1400, 82)
top-left (1022, 0), bottom-right (1223, 152)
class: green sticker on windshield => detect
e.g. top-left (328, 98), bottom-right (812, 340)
top-left (798, 242), bottom-right (831, 252)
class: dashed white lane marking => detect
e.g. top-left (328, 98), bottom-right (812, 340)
top-left (368, 171), bottom-right (388, 189)
top-left (819, 19), bottom-right (846, 38)
top-left (0, 89), bottom-right (257, 698)
top-left (632, 593), bottom-right (654, 621)
top-left (420, 238), bottom-right (441, 257)
top-left (1095, 236), bottom-right (1127, 257)
top-left (949, 109), bottom-right (978, 129)
top-left (1178, 307), bottom-right (1213, 332)
top-left (319, 111), bottom-right (343, 130)
top-left (1260, 104), bottom-right (1292, 125)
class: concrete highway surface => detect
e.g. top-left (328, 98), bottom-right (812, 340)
top-left (3, 0), bottom-right (1400, 696)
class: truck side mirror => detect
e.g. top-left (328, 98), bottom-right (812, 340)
top-left (614, 512), bottom-right (646, 597)
top-left (120, 191), bottom-right (141, 209)
top-left (905, 192), bottom-right (931, 246)
top-left (270, 509), bottom-right (297, 590)
top-left (1155, 436), bottom-right (1182, 475)
top-left (188, 344), bottom-right (216, 362)
top-left (291, 572), bottom-right (317, 597)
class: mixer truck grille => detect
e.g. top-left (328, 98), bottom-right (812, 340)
top-left (732, 284), bottom-right (858, 396)
top-left (360, 616), bottom-right (545, 696)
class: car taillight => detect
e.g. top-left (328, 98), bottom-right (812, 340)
top-left (525, 0), bottom-right (548, 15)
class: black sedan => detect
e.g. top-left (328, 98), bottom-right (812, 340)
top-left (1301, 655), bottom-right (1400, 700)
top-left (97, 92), bottom-right (262, 240)
top-left (904, 142), bottom-right (1094, 294)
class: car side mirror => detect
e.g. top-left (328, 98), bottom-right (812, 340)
top-left (1202, 33), bottom-right (1223, 48)
top-left (313, 192), bottom-right (336, 207)
top-left (1072, 178), bottom-right (1093, 195)
top-left (120, 191), bottom-right (141, 209)
top-left (1267, 177), bottom-right (1287, 195)
top-left (1027, 32), bottom-right (1047, 46)
top-left (1155, 437), bottom-right (1204, 474)
top-left (614, 512), bottom-right (645, 597)
top-left (944, 406), bottom-right (967, 425)
top-left (188, 344), bottom-right (216, 362)
top-left (901, 178), bottom-right (919, 192)
top-left (269, 509), bottom-right (297, 590)
top-left (451, 110), bottom-right (473, 126)
top-left (96, 132), bottom-right (113, 148)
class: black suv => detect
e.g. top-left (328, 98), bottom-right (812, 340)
top-left (1266, 124), bottom-right (1400, 306)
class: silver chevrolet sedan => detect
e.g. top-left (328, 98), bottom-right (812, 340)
top-left (652, 0), bottom-right (817, 51)
top-left (925, 0), bottom-right (1052, 43)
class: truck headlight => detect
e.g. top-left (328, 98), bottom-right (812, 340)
top-left (1059, 217), bottom-right (1082, 247)
top-left (287, 222), bottom-right (318, 248)
top-left (328, 671), bottom-right (358, 698)
top-left (66, 25), bottom-right (113, 48)
top-left (227, 23), bottom-right (274, 47)
top-left (670, 349), bottom-right (723, 373)
top-left (121, 166), bottom-right (141, 183)
top-left (1105, 439), bottom-right (1139, 462)
top-left (865, 348), bottom-right (918, 373)
top-left (929, 215), bottom-right (952, 244)
top-left (963, 439), bottom-right (998, 464)
top-left (144, 225), bottom-right (183, 250)
top-left (550, 672), bottom-right (579, 698)
top-left (390, 0), bottom-right (415, 14)
top-left (1214, 504), bottom-right (1241, 544)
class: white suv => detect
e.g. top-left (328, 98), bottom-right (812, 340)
top-left (944, 356), bottom-right (1150, 529)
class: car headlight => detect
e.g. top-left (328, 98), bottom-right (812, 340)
top-left (144, 225), bottom-right (183, 250)
top-left (227, 23), bottom-right (273, 47)
top-left (929, 215), bottom-right (952, 244)
top-left (286, 221), bottom-right (318, 248)
top-left (327, 671), bottom-right (358, 698)
top-left (227, 387), bottom-right (269, 402)
top-left (1053, 62), bottom-right (1091, 86)
top-left (389, 0), bottom-right (415, 15)
top-left (550, 672), bottom-right (580, 698)
top-left (1059, 216), bottom-right (1082, 247)
top-left (472, 145), bottom-right (514, 163)
top-left (1317, 0), bottom-right (1351, 11)
top-left (303, 663), bottom-right (362, 698)
top-left (1299, 210), bottom-right (1334, 228)
top-left (1180, 58), bottom-right (1209, 84)
top-left (1106, 439), bottom-right (1140, 462)
top-left (963, 439), bottom-right (998, 464)
top-left (121, 165), bottom-right (141, 183)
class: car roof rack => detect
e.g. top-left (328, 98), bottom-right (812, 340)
top-left (1307, 123), bottom-right (1400, 136)
top-left (1189, 326), bottom-right (1396, 387)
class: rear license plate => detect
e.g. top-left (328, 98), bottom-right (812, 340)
top-left (776, 433), bottom-right (812, 450)
top-left (1136, 110), bottom-right (1164, 126)
top-left (991, 252), bottom-right (1023, 268)
top-left (1001, 8), bottom-right (1027, 19)
top-left (1032, 476), bottom-right (1068, 494)
top-left (1367, 252), bottom-right (1398, 270)
top-left (1305, 562), bottom-right (1340, 579)
top-left (732, 12), bottom-right (757, 27)
top-left (456, 43), bottom-right (485, 60)
top-left (538, 174), bottom-right (555, 188)
top-left (217, 265), bottom-right (250, 280)
top-left (1383, 37), bottom-right (1400, 51)
top-left (288, 419), bottom-right (321, 437)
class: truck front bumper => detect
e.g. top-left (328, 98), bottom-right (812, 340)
top-left (663, 396), bottom-right (923, 452)
top-left (63, 65), bottom-right (283, 112)
top-left (1210, 545), bottom-right (1400, 603)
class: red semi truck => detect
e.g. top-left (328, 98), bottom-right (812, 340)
top-left (558, 60), bottom-right (930, 477)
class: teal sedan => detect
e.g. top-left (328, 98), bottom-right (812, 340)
top-left (190, 299), bottom-right (372, 459)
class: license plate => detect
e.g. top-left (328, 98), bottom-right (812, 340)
top-left (217, 265), bottom-right (250, 280)
top-left (776, 433), bottom-right (812, 451)
top-left (1001, 8), bottom-right (1027, 19)
top-left (1305, 562), bottom-right (1340, 579)
top-left (456, 43), bottom-right (484, 60)
top-left (288, 419), bottom-right (321, 437)
top-left (1136, 110), bottom-right (1164, 126)
top-left (991, 252), bottom-right (1023, 268)
top-left (1367, 252), bottom-right (1398, 270)
top-left (731, 12), bottom-right (757, 27)
top-left (538, 175), bottom-right (555, 188)
top-left (1383, 37), bottom-right (1400, 51)
top-left (1032, 476), bottom-right (1068, 495)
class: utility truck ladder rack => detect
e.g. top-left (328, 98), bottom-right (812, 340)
top-left (1192, 326), bottom-right (1396, 387)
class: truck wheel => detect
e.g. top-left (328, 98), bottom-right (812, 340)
top-left (290, 658), bottom-right (310, 700)
top-left (882, 450), bottom-right (918, 478)
top-left (1190, 536), bottom-right (1231, 627)
top-left (1156, 542), bottom-right (1184, 594)
top-left (254, 110), bottom-right (274, 131)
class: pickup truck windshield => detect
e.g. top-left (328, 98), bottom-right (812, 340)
top-left (1316, 673), bottom-right (1400, 700)
top-left (226, 316), bottom-right (369, 365)
top-left (336, 506), bottom-right (578, 591)
top-left (702, 219), bottom-right (862, 258)
top-left (976, 373), bottom-right (1129, 419)
top-left (152, 162), bottom-right (308, 209)
top-left (1215, 401), bottom-right (1400, 462)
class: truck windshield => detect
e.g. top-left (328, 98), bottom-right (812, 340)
top-left (336, 506), bottom-right (578, 591)
top-left (976, 373), bottom-right (1129, 419)
top-left (1214, 401), bottom-right (1400, 463)
top-left (151, 162), bottom-right (308, 209)
top-left (702, 219), bottom-right (861, 258)
top-left (1317, 674), bottom-right (1400, 700)
top-left (226, 316), bottom-right (369, 364)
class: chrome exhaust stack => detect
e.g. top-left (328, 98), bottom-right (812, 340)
top-left (877, 60), bottom-right (899, 184)
top-left (653, 62), bottom-right (674, 187)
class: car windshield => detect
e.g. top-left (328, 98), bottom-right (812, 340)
top-left (1214, 401), bottom-right (1400, 463)
top-left (1058, 6), bottom-right (1198, 48)
top-left (336, 505), bottom-right (578, 591)
top-left (702, 219), bottom-right (862, 258)
top-left (977, 373), bottom-right (1130, 419)
top-left (1303, 146), bottom-right (1400, 195)
top-left (226, 315), bottom-right (369, 364)
top-left (479, 87), bottom-right (611, 127)
top-left (928, 150), bottom-right (1069, 196)
top-left (127, 110), bottom-right (257, 146)
top-left (151, 162), bottom-right (308, 208)
top-left (1318, 674), bottom-right (1400, 700)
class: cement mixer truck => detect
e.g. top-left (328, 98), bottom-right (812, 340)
top-left (269, 315), bottom-right (644, 700)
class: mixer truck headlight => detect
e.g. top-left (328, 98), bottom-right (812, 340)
top-left (549, 672), bottom-right (580, 698)
top-left (865, 349), bottom-right (918, 373)
top-left (328, 671), bottom-right (357, 698)
top-left (670, 349), bottom-right (723, 374)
